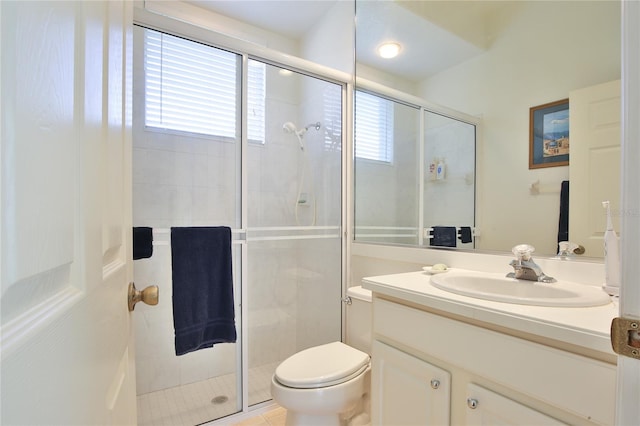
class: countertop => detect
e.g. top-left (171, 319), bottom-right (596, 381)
top-left (362, 268), bottom-right (619, 358)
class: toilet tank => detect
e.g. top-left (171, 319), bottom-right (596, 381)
top-left (345, 286), bottom-right (372, 354)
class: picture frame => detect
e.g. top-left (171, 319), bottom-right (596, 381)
top-left (529, 99), bottom-right (570, 169)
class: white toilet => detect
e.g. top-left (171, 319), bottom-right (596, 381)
top-left (271, 286), bottom-right (372, 426)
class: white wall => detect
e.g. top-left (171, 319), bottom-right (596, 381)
top-left (302, 0), bottom-right (355, 75)
top-left (419, 1), bottom-right (620, 255)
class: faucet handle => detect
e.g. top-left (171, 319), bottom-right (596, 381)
top-left (558, 241), bottom-right (579, 255)
top-left (512, 244), bottom-right (535, 261)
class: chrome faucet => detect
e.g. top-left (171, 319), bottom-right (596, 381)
top-left (506, 244), bottom-right (555, 283)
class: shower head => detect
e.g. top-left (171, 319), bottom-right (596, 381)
top-left (283, 121), bottom-right (305, 150)
top-left (282, 121), bottom-right (322, 151)
top-left (282, 122), bottom-right (297, 134)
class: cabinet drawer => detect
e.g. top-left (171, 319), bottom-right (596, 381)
top-left (374, 298), bottom-right (616, 425)
top-left (465, 383), bottom-right (567, 425)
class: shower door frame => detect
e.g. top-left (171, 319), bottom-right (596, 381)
top-left (239, 54), bottom-right (350, 412)
top-left (133, 6), bottom-right (353, 421)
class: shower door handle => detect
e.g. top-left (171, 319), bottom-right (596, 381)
top-left (128, 282), bottom-right (159, 311)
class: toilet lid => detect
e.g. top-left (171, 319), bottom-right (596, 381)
top-left (274, 341), bottom-right (370, 389)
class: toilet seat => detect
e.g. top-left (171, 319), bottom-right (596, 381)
top-left (274, 341), bottom-right (370, 389)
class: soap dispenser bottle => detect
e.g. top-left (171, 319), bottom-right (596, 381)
top-left (602, 201), bottom-right (620, 296)
top-left (436, 159), bottom-right (446, 180)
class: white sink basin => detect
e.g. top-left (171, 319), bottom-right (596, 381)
top-left (430, 270), bottom-right (611, 307)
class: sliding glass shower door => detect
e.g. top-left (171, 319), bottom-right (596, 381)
top-left (132, 26), bottom-right (344, 424)
top-left (245, 61), bottom-right (343, 406)
top-left (132, 27), bottom-right (243, 425)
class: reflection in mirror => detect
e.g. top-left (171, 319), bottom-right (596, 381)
top-left (423, 111), bottom-right (475, 250)
top-left (354, 91), bottom-right (420, 245)
top-left (353, 88), bottom-right (477, 248)
top-left (355, 0), bottom-right (620, 257)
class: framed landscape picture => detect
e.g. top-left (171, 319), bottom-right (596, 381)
top-left (529, 99), bottom-right (570, 169)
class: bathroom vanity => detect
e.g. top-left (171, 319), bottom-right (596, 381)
top-left (363, 269), bottom-right (618, 425)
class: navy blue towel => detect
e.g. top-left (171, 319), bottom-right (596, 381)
top-left (430, 226), bottom-right (457, 248)
top-left (557, 181), bottom-right (570, 247)
top-left (458, 227), bottom-right (473, 244)
top-left (170, 227), bottom-right (237, 356)
top-left (133, 227), bottom-right (153, 260)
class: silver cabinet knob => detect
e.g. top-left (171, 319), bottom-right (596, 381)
top-left (467, 398), bottom-right (478, 409)
top-left (430, 379), bottom-right (440, 389)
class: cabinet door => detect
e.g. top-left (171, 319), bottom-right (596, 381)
top-left (372, 340), bottom-right (451, 425)
top-left (465, 384), bottom-right (567, 425)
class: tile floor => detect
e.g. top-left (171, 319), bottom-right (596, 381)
top-left (137, 363), bottom-right (279, 426)
top-left (231, 406), bottom-right (286, 426)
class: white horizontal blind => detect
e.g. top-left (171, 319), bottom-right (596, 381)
top-left (247, 59), bottom-right (265, 144)
top-left (323, 85), bottom-right (342, 151)
top-left (355, 91), bottom-right (394, 162)
top-left (144, 29), bottom-right (265, 143)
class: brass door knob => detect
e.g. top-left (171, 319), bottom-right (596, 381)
top-left (128, 282), bottom-right (159, 311)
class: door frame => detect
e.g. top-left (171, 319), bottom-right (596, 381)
top-left (617, 1), bottom-right (640, 423)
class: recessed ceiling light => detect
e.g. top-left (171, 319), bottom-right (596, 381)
top-left (378, 42), bottom-right (401, 59)
top-left (279, 69), bottom-right (293, 76)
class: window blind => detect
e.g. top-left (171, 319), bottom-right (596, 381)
top-left (144, 29), bottom-right (265, 143)
top-left (322, 86), bottom-right (343, 151)
top-left (355, 91), bottom-right (394, 162)
top-left (247, 59), bottom-right (265, 144)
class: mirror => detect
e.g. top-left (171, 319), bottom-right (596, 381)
top-left (354, 92), bottom-right (421, 245)
top-left (354, 92), bottom-right (477, 249)
top-left (354, 0), bottom-right (621, 257)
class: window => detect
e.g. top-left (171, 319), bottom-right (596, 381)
top-left (144, 29), bottom-right (265, 143)
top-left (355, 91), bottom-right (394, 162)
top-left (322, 85), bottom-right (343, 152)
top-left (247, 60), bottom-right (266, 144)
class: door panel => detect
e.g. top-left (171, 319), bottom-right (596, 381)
top-left (569, 80), bottom-right (621, 256)
top-left (1, 1), bottom-right (135, 424)
top-left (1, 0), bottom-right (78, 327)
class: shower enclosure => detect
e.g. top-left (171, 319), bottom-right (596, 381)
top-left (131, 27), bottom-right (343, 425)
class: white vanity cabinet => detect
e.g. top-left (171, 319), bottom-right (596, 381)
top-left (370, 296), bottom-right (616, 426)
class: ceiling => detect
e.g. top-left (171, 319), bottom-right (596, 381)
top-left (186, 0), bottom-right (511, 82)
top-left (186, 0), bottom-right (339, 38)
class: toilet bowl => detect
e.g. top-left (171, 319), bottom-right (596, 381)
top-left (271, 286), bottom-right (372, 426)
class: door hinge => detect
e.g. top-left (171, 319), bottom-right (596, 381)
top-left (611, 317), bottom-right (640, 360)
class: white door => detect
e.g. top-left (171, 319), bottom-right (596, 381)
top-left (1, 1), bottom-right (137, 424)
top-left (569, 79), bottom-right (621, 257)
top-left (617, 1), bottom-right (640, 424)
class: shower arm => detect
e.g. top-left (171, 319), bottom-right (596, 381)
top-left (305, 122), bottom-right (321, 131)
